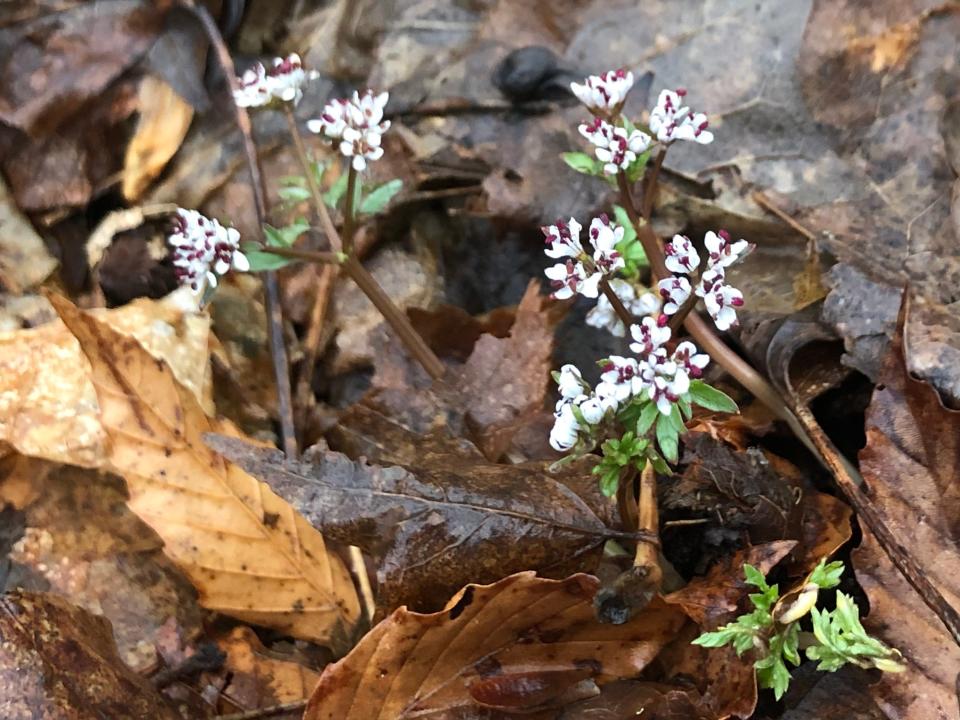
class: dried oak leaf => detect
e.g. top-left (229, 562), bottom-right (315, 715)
top-left (664, 541), bottom-right (797, 627)
top-left (0, 590), bottom-right (177, 719)
top-left (48, 294), bottom-right (360, 650)
top-left (207, 435), bottom-right (626, 616)
top-left (852, 317), bottom-right (960, 719)
top-left (0, 288), bottom-right (213, 467)
top-left (303, 572), bottom-right (686, 719)
top-left (4, 458), bottom-right (203, 674)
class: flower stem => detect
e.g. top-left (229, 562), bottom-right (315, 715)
top-left (641, 148), bottom-right (666, 219)
top-left (616, 170), bottom-right (820, 458)
top-left (260, 246), bottom-right (345, 264)
top-left (342, 166), bottom-right (358, 255)
top-left (281, 107), bottom-right (446, 381)
top-left (600, 277), bottom-right (634, 328)
top-left (184, 0), bottom-right (297, 458)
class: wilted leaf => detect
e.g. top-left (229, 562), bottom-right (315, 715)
top-left (0, 591), bottom-right (177, 719)
top-left (48, 294), bottom-right (360, 649)
top-left (664, 541), bottom-right (797, 627)
top-left (852, 317), bottom-right (960, 719)
top-left (214, 626), bottom-right (321, 713)
top-left (207, 435), bottom-right (626, 615)
top-left (303, 572), bottom-right (686, 719)
top-left (0, 289), bottom-right (213, 467)
top-left (4, 458), bottom-right (203, 674)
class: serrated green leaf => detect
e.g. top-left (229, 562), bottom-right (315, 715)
top-left (646, 447), bottom-right (672, 475)
top-left (733, 632), bottom-right (755, 655)
top-left (782, 623), bottom-right (801, 666)
top-left (743, 564), bottom-right (769, 591)
top-left (359, 178), bottom-right (403, 215)
top-left (242, 249), bottom-right (297, 272)
top-left (278, 185), bottom-right (312, 203)
top-left (562, 151), bottom-right (603, 176)
top-left (809, 559), bottom-right (845, 589)
top-left (625, 150), bottom-right (650, 184)
top-left (692, 627), bottom-right (737, 647)
top-left (599, 470), bottom-right (620, 497)
top-left (636, 401), bottom-right (659, 436)
top-left (688, 379), bottom-right (739, 414)
top-left (263, 219), bottom-right (310, 248)
top-left (757, 657), bottom-right (791, 700)
top-left (322, 172), bottom-right (349, 209)
top-left (655, 412), bottom-right (679, 464)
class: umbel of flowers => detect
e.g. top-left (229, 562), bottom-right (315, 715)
top-left (545, 69), bottom-right (749, 491)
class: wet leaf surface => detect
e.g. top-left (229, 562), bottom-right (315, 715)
top-left (303, 572), bottom-right (686, 719)
top-left (0, 590), bottom-right (178, 719)
top-left (208, 433), bottom-right (624, 616)
top-left (852, 314), bottom-right (960, 719)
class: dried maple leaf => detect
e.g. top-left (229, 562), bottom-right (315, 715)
top-left (0, 591), bottom-right (177, 719)
top-left (303, 572), bottom-right (686, 719)
top-left (207, 435), bottom-right (627, 616)
top-left (48, 294), bottom-right (360, 650)
top-left (852, 318), bottom-right (960, 719)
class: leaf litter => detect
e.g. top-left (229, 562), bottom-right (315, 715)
top-left (0, 1), bottom-right (958, 718)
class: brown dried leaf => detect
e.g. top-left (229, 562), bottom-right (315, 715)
top-left (0, 590), bottom-right (177, 719)
top-left (207, 435), bottom-right (625, 616)
top-left (664, 541), bottom-right (797, 627)
top-left (852, 318), bottom-right (960, 719)
top-left (0, 175), bottom-right (57, 291)
top-left (303, 572), bottom-right (686, 719)
top-left (122, 75), bottom-right (194, 201)
top-left (214, 627), bottom-right (321, 713)
top-left (48, 294), bottom-right (360, 649)
top-left (0, 289), bottom-right (213, 467)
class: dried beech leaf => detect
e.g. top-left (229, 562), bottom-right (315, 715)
top-left (48, 294), bottom-right (360, 649)
top-left (852, 319), bottom-right (960, 719)
top-left (208, 435), bottom-right (625, 616)
top-left (0, 289), bottom-right (213, 467)
top-left (304, 572), bottom-right (686, 719)
top-left (0, 591), bottom-right (177, 719)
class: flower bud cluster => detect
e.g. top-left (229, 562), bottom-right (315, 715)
top-left (307, 90), bottom-right (391, 171)
top-left (167, 209), bottom-right (249, 293)
top-left (233, 54), bottom-right (318, 108)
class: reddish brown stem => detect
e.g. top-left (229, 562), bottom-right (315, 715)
top-left (342, 166), bottom-right (358, 255)
top-left (600, 277), bottom-right (634, 329)
top-left (182, 0), bottom-right (297, 458)
top-left (260, 247), bottom-right (344, 264)
top-left (641, 149), bottom-right (666, 219)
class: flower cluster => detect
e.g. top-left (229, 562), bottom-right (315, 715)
top-left (570, 69), bottom-right (635, 115)
top-left (167, 209), bottom-right (249, 293)
top-left (586, 278), bottom-right (659, 337)
top-left (549, 316), bottom-right (710, 451)
top-left (233, 54), bottom-right (317, 108)
top-left (543, 215), bottom-right (626, 300)
top-left (657, 230), bottom-right (751, 331)
top-left (307, 90), bottom-right (391, 171)
top-left (648, 88), bottom-right (713, 145)
top-left (578, 117), bottom-right (651, 176)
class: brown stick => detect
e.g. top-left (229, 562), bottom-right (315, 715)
top-left (184, 0), bottom-right (297, 458)
top-left (633, 462), bottom-right (662, 589)
top-left (640, 148), bottom-right (666, 219)
top-left (261, 246), bottom-right (343, 264)
top-left (342, 166), bottom-right (358, 255)
top-left (792, 402), bottom-right (960, 648)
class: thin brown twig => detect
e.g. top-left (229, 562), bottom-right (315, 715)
top-left (640, 148), bottom-right (666, 219)
top-left (633, 463), bottom-right (662, 589)
top-left (261, 246), bottom-right (343, 264)
top-left (184, 0), bottom-right (297, 458)
top-left (600, 277), bottom-right (635, 328)
top-left (342, 166), bottom-right (358, 255)
top-left (751, 190), bottom-right (817, 241)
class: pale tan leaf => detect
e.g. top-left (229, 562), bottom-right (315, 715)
top-left (49, 293), bottom-right (360, 649)
top-left (0, 288), bottom-right (212, 467)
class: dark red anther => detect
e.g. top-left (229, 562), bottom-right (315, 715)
top-left (657, 314), bottom-right (669, 327)
top-left (731, 296), bottom-right (744, 307)
top-left (676, 87), bottom-right (687, 96)
top-left (718, 229), bottom-right (731, 241)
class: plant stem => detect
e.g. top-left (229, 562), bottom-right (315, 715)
top-left (282, 105), bottom-right (341, 252)
top-left (281, 105), bottom-right (446, 381)
top-left (600, 277), bottom-right (634, 328)
top-left (183, 0), bottom-right (297, 458)
top-left (342, 166), bottom-right (358, 255)
top-left (343, 257), bottom-right (446, 379)
top-left (616, 170), bottom-right (820, 459)
top-left (641, 148), bottom-right (666, 219)
top-left (633, 462), bottom-right (662, 589)
top-left (261, 246), bottom-right (344, 264)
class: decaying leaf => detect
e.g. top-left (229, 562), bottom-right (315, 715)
top-left (48, 294), bottom-right (360, 649)
top-left (0, 174), bottom-right (58, 291)
top-left (664, 541), bottom-right (797, 627)
top-left (852, 318), bottom-right (960, 719)
top-left (3, 457), bottom-right (203, 674)
top-left (213, 626), bottom-right (321, 713)
top-left (207, 434), bottom-right (626, 616)
top-left (0, 590), bottom-right (177, 719)
top-left (304, 572), bottom-right (686, 719)
top-left (0, 288), bottom-right (213, 467)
